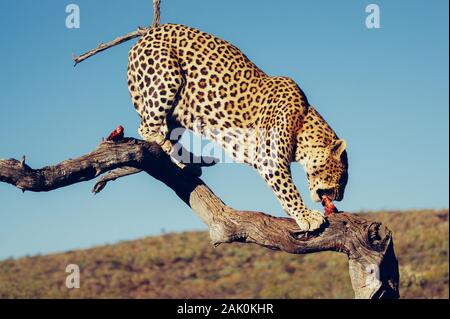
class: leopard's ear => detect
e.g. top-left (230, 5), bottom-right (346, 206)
top-left (332, 139), bottom-right (347, 157)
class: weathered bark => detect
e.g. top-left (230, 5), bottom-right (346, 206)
top-left (0, 137), bottom-right (400, 299)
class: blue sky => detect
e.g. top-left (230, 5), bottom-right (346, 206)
top-left (0, 0), bottom-right (448, 259)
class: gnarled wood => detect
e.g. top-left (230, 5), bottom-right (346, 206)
top-left (0, 137), bottom-right (400, 299)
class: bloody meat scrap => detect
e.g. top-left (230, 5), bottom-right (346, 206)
top-left (321, 195), bottom-right (338, 217)
top-left (107, 125), bottom-right (125, 142)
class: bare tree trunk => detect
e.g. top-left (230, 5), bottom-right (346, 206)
top-left (0, 138), bottom-right (400, 299)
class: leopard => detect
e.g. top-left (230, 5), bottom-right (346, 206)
top-left (127, 24), bottom-right (349, 232)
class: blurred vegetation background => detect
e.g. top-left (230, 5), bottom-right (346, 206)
top-left (0, 210), bottom-right (448, 299)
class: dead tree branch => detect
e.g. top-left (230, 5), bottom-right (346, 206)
top-left (92, 166), bottom-right (143, 194)
top-left (73, 0), bottom-right (161, 65)
top-left (152, 0), bottom-right (161, 27)
top-left (0, 137), bottom-right (400, 299)
top-left (73, 28), bottom-right (148, 65)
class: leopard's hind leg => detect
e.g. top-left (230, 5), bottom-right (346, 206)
top-left (127, 56), bottom-right (186, 168)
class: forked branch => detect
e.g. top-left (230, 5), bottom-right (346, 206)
top-left (0, 137), bottom-right (400, 299)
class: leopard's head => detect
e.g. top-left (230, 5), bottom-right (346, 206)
top-left (295, 106), bottom-right (349, 203)
top-left (305, 139), bottom-right (348, 203)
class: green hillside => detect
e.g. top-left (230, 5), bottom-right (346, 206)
top-left (0, 210), bottom-right (448, 299)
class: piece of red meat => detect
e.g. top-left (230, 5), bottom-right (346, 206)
top-left (106, 125), bottom-right (124, 142)
top-left (321, 195), bottom-right (338, 217)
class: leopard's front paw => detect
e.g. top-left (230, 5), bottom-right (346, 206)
top-left (295, 210), bottom-right (326, 232)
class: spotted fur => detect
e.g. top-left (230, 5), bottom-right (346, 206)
top-left (127, 24), bottom-right (348, 231)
